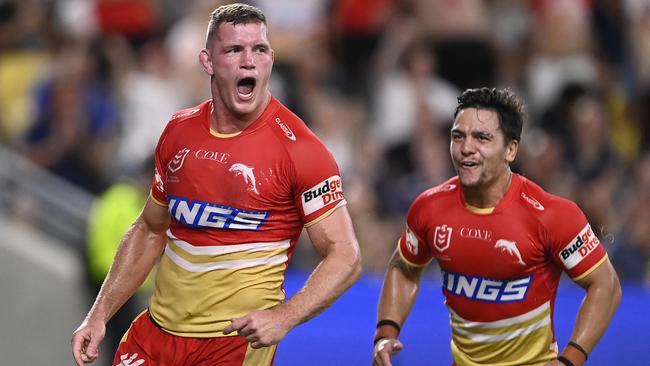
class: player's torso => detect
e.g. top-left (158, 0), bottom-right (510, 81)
top-left (150, 101), bottom-right (307, 337)
top-left (161, 110), bottom-right (302, 246)
top-left (420, 182), bottom-right (561, 321)
top-left (413, 180), bottom-right (561, 364)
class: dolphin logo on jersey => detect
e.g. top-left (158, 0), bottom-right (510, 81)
top-left (168, 148), bottom-right (190, 173)
top-left (495, 239), bottom-right (526, 266)
top-left (229, 163), bottom-right (259, 194)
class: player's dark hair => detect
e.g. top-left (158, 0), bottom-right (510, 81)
top-left (206, 3), bottom-right (266, 45)
top-left (454, 87), bottom-right (526, 144)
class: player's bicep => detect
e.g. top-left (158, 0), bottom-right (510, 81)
top-left (141, 196), bottom-right (171, 234)
top-left (573, 256), bottom-right (619, 291)
top-left (390, 249), bottom-right (426, 280)
top-left (305, 206), bottom-right (359, 259)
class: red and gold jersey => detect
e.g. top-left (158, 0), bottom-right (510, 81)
top-left (398, 174), bottom-right (607, 366)
top-left (148, 98), bottom-right (346, 337)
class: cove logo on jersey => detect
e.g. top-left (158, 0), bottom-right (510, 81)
top-left (168, 196), bottom-right (269, 230)
top-left (442, 270), bottom-right (532, 303)
top-left (560, 224), bottom-right (600, 269)
top-left (301, 176), bottom-right (345, 216)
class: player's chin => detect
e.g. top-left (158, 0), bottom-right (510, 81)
top-left (230, 97), bottom-right (260, 116)
top-left (458, 174), bottom-right (481, 187)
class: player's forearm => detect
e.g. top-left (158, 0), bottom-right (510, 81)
top-left (280, 241), bottom-right (361, 329)
top-left (85, 216), bottom-right (167, 324)
top-left (375, 252), bottom-right (422, 340)
top-left (568, 277), bottom-right (621, 353)
top-left (560, 263), bottom-right (621, 365)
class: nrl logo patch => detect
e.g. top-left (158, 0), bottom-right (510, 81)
top-left (433, 225), bottom-right (452, 252)
top-left (168, 148), bottom-right (191, 173)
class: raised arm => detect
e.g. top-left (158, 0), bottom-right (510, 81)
top-left (223, 206), bottom-right (362, 348)
top-left (71, 197), bottom-right (170, 365)
top-left (552, 259), bottom-right (621, 366)
top-left (373, 249), bottom-right (426, 366)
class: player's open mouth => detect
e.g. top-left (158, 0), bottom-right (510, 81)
top-left (237, 77), bottom-right (256, 100)
top-left (461, 161), bottom-right (479, 168)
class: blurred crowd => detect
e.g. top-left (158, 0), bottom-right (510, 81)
top-left (1, 0), bottom-right (649, 283)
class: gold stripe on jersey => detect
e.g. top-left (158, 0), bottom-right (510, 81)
top-left (150, 194), bottom-right (168, 207)
top-left (572, 254), bottom-right (608, 281)
top-left (209, 128), bottom-right (242, 138)
top-left (449, 301), bottom-right (557, 365)
top-left (243, 344), bottom-right (277, 366)
top-left (465, 204), bottom-right (494, 214)
top-left (304, 201), bottom-right (347, 228)
top-left (397, 239), bottom-right (432, 267)
top-left (149, 236), bottom-right (290, 337)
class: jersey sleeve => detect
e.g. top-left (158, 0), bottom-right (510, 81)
top-left (546, 200), bottom-right (607, 280)
top-left (397, 195), bottom-right (434, 266)
top-left (150, 124), bottom-right (171, 206)
top-left (290, 138), bottom-right (347, 226)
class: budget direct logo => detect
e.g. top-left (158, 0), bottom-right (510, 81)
top-left (560, 224), bottom-right (600, 269)
top-left (302, 176), bottom-right (345, 216)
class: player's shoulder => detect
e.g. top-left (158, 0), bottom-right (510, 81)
top-left (516, 174), bottom-right (581, 217)
top-left (413, 177), bottom-right (459, 208)
top-left (266, 98), bottom-right (323, 147)
top-left (166, 100), bottom-right (210, 131)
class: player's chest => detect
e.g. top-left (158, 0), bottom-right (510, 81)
top-left (424, 215), bottom-right (544, 277)
top-left (162, 137), bottom-right (289, 203)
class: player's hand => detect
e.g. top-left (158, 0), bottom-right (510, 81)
top-left (223, 308), bottom-right (294, 348)
top-left (71, 318), bottom-right (106, 365)
top-left (373, 338), bottom-right (403, 366)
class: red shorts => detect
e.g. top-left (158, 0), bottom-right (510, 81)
top-left (113, 310), bottom-right (277, 366)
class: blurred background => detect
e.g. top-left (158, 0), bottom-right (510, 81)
top-left (0, 0), bottom-right (649, 365)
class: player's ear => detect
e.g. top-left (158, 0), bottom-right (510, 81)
top-left (199, 48), bottom-right (213, 75)
top-left (505, 139), bottom-right (518, 163)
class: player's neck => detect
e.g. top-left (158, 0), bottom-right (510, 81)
top-left (462, 170), bottom-right (513, 209)
top-left (210, 92), bottom-right (271, 134)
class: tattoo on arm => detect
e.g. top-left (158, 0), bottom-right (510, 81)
top-left (391, 255), bottom-right (422, 280)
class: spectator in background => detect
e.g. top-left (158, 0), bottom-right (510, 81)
top-left (611, 151), bottom-right (650, 283)
top-left (525, 0), bottom-right (598, 116)
top-left (329, 0), bottom-right (395, 97)
top-left (116, 39), bottom-right (185, 174)
top-left (20, 40), bottom-right (119, 194)
top-left (565, 91), bottom-right (622, 236)
top-left (413, 0), bottom-right (495, 91)
top-left (371, 19), bottom-right (458, 216)
top-left (0, 0), bottom-right (54, 145)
